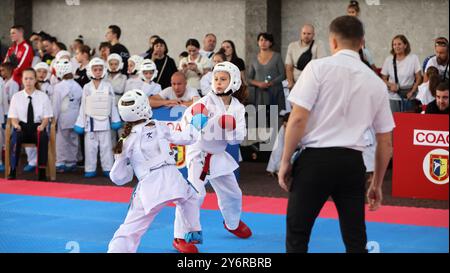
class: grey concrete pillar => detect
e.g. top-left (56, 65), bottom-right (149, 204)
top-left (245, 0), bottom-right (281, 68)
top-left (0, 0), bottom-right (33, 59)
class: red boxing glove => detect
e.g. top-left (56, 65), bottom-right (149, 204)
top-left (218, 114), bottom-right (236, 131)
top-left (191, 103), bottom-right (208, 116)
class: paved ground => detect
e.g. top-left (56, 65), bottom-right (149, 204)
top-left (5, 158), bottom-right (448, 209)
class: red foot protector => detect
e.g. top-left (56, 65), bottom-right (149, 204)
top-left (224, 220), bottom-right (252, 239)
top-left (173, 239), bottom-right (198, 253)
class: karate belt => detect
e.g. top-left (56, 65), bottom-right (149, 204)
top-left (199, 153), bottom-right (212, 181)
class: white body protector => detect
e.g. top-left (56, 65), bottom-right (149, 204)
top-left (75, 80), bottom-right (120, 131)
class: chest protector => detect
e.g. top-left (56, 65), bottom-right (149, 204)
top-left (85, 88), bottom-right (112, 120)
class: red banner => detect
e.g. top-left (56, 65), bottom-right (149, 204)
top-left (392, 113), bottom-right (449, 200)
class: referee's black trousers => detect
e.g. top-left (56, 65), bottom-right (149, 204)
top-left (286, 147), bottom-right (368, 253)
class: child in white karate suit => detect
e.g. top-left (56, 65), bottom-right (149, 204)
top-left (175, 61), bottom-right (252, 241)
top-left (124, 55), bottom-right (152, 96)
top-left (74, 57), bottom-right (122, 178)
top-left (0, 63), bottom-right (20, 171)
top-left (108, 89), bottom-right (203, 253)
top-left (52, 59), bottom-right (83, 172)
top-left (139, 59), bottom-right (162, 96)
top-left (106, 53), bottom-right (127, 145)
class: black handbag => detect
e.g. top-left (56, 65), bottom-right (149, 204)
top-left (295, 40), bottom-right (315, 71)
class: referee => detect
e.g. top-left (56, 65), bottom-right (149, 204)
top-left (278, 16), bottom-right (395, 253)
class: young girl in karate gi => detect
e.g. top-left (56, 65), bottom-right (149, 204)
top-left (139, 59), bottom-right (162, 96)
top-left (74, 57), bottom-right (122, 178)
top-left (108, 89), bottom-right (203, 253)
top-left (52, 59), bottom-right (82, 173)
top-left (174, 61), bottom-right (252, 242)
top-left (124, 55), bottom-right (152, 96)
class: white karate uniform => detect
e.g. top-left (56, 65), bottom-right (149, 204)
top-left (108, 121), bottom-right (202, 253)
top-left (266, 125), bottom-right (285, 173)
top-left (174, 92), bottom-right (246, 236)
top-left (2, 78), bottom-right (20, 114)
top-left (39, 81), bottom-right (54, 102)
top-left (124, 77), bottom-right (153, 97)
top-left (107, 72), bottom-right (127, 104)
top-left (53, 79), bottom-right (82, 167)
top-left (75, 80), bottom-right (120, 172)
top-left (107, 72), bottom-right (127, 146)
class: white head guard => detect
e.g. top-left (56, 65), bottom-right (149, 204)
top-left (139, 59), bottom-right (158, 81)
top-left (118, 89), bottom-right (153, 122)
top-left (106, 53), bottom-right (124, 72)
top-left (211, 61), bottom-right (242, 96)
top-left (87, 57), bottom-right (107, 80)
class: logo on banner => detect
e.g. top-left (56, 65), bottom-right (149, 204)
top-left (170, 144), bottom-right (186, 169)
top-left (422, 149), bottom-right (449, 185)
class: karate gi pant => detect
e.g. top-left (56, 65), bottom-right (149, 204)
top-left (84, 130), bottom-right (113, 172)
top-left (174, 160), bottom-right (243, 237)
top-left (56, 128), bottom-right (79, 167)
top-left (108, 189), bottom-right (201, 253)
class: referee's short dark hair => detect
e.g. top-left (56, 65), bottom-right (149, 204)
top-left (329, 16), bottom-right (364, 46)
top-left (109, 25), bottom-right (122, 39)
top-left (437, 80), bottom-right (449, 92)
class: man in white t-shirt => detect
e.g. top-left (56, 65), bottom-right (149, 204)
top-left (150, 72), bottom-right (199, 108)
top-left (424, 37), bottom-right (449, 82)
top-left (285, 24), bottom-right (326, 90)
top-left (199, 33), bottom-right (217, 60)
top-left (278, 16), bottom-right (395, 253)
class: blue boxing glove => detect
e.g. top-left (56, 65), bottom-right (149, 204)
top-left (73, 125), bottom-right (84, 135)
top-left (111, 121), bottom-right (123, 131)
top-left (190, 114), bottom-right (208, 130)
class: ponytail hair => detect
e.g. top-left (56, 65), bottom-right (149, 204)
top-left (232, 82), bottom-right (249, 104)
top-left (113, 119), bottom-right (147, 154)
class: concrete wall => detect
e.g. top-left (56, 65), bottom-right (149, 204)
top-left (23, 0), bottom-right (450, 69)
top-left (32, 0), bottom-right (246, 62)
top-left (281, 0), bottom-right (450, 67)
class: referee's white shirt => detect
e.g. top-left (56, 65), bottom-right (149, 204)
top-left (288, 49), bottom-right (395, 152)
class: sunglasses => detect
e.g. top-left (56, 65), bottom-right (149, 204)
top-left (435, 41), bottom-right (448, 47)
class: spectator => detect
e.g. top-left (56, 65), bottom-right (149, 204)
top-left (179, 38), bottom-right (213, 91)
top-left (424, 37), bottom-right (449, 81)
top-left (381, 34), bottom-right (422, 112)
top-left (75, 45), bottom-right (95, 88)
top-left (425, 80), bottom-right (449, 114)
top-left (0, 62), bottom-right (20, 117)
top-left (124, 55), bottom-right (153, 97)
top-left (346, 1), bottom-right (378, 72)
top-left (221, 40), bottom-right (246, 85)
top-left (150, 38), bottom-right (178, 90)
top-left (29, 32), bottom-right (42, 67)
top-left (199, 33), bottom-right (217, 59)
top-left (150, 72), bottom-right (199, 108)
top-left (3, 25), bottom-right (34, 86)
top-left (346, 0), bottom-right (360, 17)
top-left (200, 50), bottom-right (226, 96)
top-left (285, 24), bottom-right (326, 89)
top-left (98, 42), bottom-right (111, 62)
top-left (41, 35), bottom-right (57, 65)
top-left (417, 66), bottom-right (440, 105)
top-left (70, 35), bottom-right (84, 56)
top-left (248, 32), bottom-right (286, 116)
top-left (141, 34), bottom-right (160, 59)
top-left (105, 25), bottom-right (130, 74)
top-left (139, 59), bottom-right (162, 96)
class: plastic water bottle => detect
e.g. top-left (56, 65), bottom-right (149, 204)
top-left (265, 75), bottom-right (272, 83)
